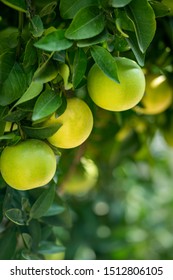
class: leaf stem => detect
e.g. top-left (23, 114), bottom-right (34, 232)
top-left (16, 12), bottom-right (24, 59)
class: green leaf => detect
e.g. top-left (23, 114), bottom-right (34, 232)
top-left (0, 51), bottom-right (15, 84)
top-left (32, 90), bottom-right (62, 121)
top-left (30, 184), bottom-right (55, 219)
top-left (34, 30), bottom-right (73, 52)
top-left (3, 108), bottom-right (27, 122)
top-left (53, 50), bottom-right (66, 63)
top-left (115, 9), bottom-right (134, 37)
top-left (0, 116), bottom-right (6, 135)
top-left (30, 15), bottom-right (44, 38)
top-left (12, 81), bottom-right (43, 108)
top-left (59, 63), bottom-right (73, 90)
top-left (113, 34), bottom-right (130, 52)
top-left (77, 30), bottom-right (108, 47)
top-left (28, 219), bottom-right (41, 249)
top-left (0, 0), bottom-right (27, 12)
top-left (126, 31), bottom-right (145, 66)
top-left (43, 203), bottom-right (65, 217)
top-left (22, 233), bottom-right (32, 249)
top-left (33, 59), bottom-right (58, 83)
top-left (0, 228), bottom-right (17, 260)
top-left (72, 49), bottom-right (87, 88)
top-left (65, 6), bottom-right (105, 40)
top-left (91, 45), bottom-right (119, 83)
top-left (0, 199), bottom-right (3, 222)
top-left (37, 241), bottom-right (65, 254)
top-left (60, 0), bottom-right (98, 19)
top-left (109, 0), bottom-right (132, 7)
top-left (0, 62), bottom-right (27, 106)
top-left (39, 1), bottom-right (57, 18)
top-left (0, 28), bottom-right (18, 53)
top-left (126, 0), bottom-right (156, 53)
top-left (5, 208), bottom-right (26, 225)
top-left (23, 39), bottom-right (37, 68)
top-left (0, 121), bottom-right (5, 137)
top-left (41, 208), bottom-right (72, 228)
top-left (150, 0), bottom-right (171, 17)
top-left (22, 123), bottom-right (61, 139)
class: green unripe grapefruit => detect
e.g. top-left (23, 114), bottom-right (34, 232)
top-left (0, 139), bottom-right (56, 190)
top-left (87, 57), bottom-right (146, 111)
top-left (45, 98), bottom-right (93, 149)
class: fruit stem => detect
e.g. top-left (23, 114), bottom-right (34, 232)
top-left (18, 124), bottom-right (26, 140)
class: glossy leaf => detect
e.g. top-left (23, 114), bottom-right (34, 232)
top-left (109, 0), bottom-right (132, 7)
top-left (0, 62), bottom-right (27, 106)
top-left (39, 1), bottom-right (57, 18)
top-left (0, 106), bottom-right (6, 137)
top-left (30, 184), bottom-right (56, 219)
top-left (126, 31), bottom-right (145, 66)
top-left (72, 49), bottom-right (87, 88)
top-left (0, 228), bottom-right (17, 259)
top-left (3, 109), bottom-right (27, 122)
top-left (22, 233), bottom-right (32, 249)
top-left (91, 45), bottom-right (119, 83)
top-left (126, 0), bottom-right (156, 53)
top-left (23, 39), bottom-right (37, 68)
top-left (65, 6), bottom-right (105, 40)
top-left (12, 81), bottom-right (43, 108)
top-left (22, 123), bottom-right (62, 139)
top-left (77, 30), bottom-right (108, 47)
top-left (150, 0), bottom-right (170, 17)
top-left (0, 51), bottom-right (15, 84)
top-left (28, 219), bottom-right (41, 250)
top-left (37, 241), bottom-right (65, 254)
top-left (43, 203), bottom-right (65, 217)
top-left (0, 0), bottom-right (27, 12)
top-left (5, 208), bottom-right (25, 225)
top-left (60, 0), bottom-right (97, 19)
top-left (115, 9), bottom-right (134, 37)
top-left (34, 30), bottom-right (73, 52)
top-left (32, 90), bottom-right (62, 121)
top-left (33, 60), bottom-right (58, 83)
top-left (30, 15), bottom-right (44, 38)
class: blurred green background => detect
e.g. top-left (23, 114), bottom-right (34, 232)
top-left (0, 0), bottom-right (173, 260)
top-left (57, 111), bottom-right (173, 260)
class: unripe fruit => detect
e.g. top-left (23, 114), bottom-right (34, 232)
top-left (0, 139), bottom-right (56, 190)
top-left (87, 57), bottom-right (145, 111)
top-left (135, 75), bottom-right (172, 115)
top-left (44, 98), bottom-right (93, 149)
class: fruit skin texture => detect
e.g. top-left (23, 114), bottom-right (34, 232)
top-left (45, 98), bottom-right (93, 149)
top-left (135, 75), bottom-right (172, 115)
top-left (87, 57), bottom-right (145, 111)
top-left (0, 139), bottom-right (56, 191)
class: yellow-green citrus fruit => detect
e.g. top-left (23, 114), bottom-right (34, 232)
top-left (45, 98), bottom-right (93, 149)
top-left (162, 119), bottom-right (173, 147)
top-left (0, 139), bottom-right (56, 190)
top-left (163, 0), bottom-right (173, 15)
top-left (87, 57), bottom-right (145, 111)
top-left (44, 251), bottom-right (65, 260)
top-left (135, 75), bottom-right (172, 115)
top-left (44, 240), bottom-right (65, 260)
top-left (62, 157), bottom-right (98, 195)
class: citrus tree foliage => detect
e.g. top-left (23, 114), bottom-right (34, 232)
top-left (0, 0), bottom-right (173, 260)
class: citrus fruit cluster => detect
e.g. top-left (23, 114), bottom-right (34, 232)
top-left (0, 98), bottom-right (93, 191)
top-left (1, 56), bottom-right (172, 192)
